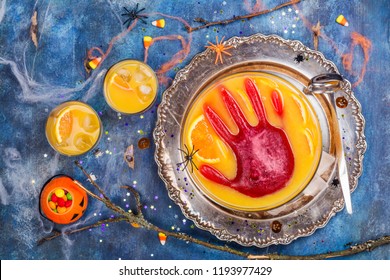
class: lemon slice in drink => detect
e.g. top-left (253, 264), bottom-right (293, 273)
top-left (55, 108), bottom-right (73, 144)
top-left (187, 115), bottom-right (228, 164)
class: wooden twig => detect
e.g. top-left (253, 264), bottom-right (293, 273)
top-left (120, 185), bottom-right (143, 216)
top-left (38, 162), bottom-right (390, 259)
top-left (186, 0), bottom-right (301, 33)
top-left (312, 21), bottom-right (322, 51)
top-left (248, 236), bottom-right (390, 260)
top-left (193, 17), bottom-right (209, 24)
top-left (74, 160), bottom-right (110, 201)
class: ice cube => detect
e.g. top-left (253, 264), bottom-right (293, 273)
top-left (139, 65), bottom-right (153, 78)
top-left (133, 71), bottom-right (147, 83)
top-left (139, 85), bottom-right (152, 94)
top-left (73, 133), bottom-right (93, 151)
top-left (117, 69), bottom-right (131, 83)
top-left (81, 113), bottom-right (99, 133)
top-left (137, 85), bottom-right (153, 102)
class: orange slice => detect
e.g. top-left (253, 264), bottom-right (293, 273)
top-left (188, 115), bottom-right (226, 164)
top-left (111, 73), bottom-right (132, 91)
top-left (55, 108), bottom-right (73, 143)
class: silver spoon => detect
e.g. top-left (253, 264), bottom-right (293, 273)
top-left (305, 73), bottom-right (353, 214)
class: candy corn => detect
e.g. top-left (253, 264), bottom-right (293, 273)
top-left (131, 222), bottom-right (140, 228)
top-left (88, 57), bottom-right (102, 69)
top-left (336, 15), bottom-right (349, 26)
top-left (158, 232), bottom-right (167, 245)
top-left (152, 19), bottom-right (165, 28)
top-left (143, 36), bottom-right (153, 49)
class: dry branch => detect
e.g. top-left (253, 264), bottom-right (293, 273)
top-left (37, 162), bottom-right (390, 259)
top-left (186, 0), bottom-right (301, 33)
top-left (312, 21), bottom-right (322, 50)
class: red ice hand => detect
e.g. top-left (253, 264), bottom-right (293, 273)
top-left (199, 78), bottom-right (295, 198)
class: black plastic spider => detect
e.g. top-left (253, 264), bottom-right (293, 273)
top-left (331, 177), bottom-right (340, 188)
top-left (294, 53), bottom-right (305, 63)
top-left (121, 3), bottom-right (148, 28)
top-left (177, 144), bottom-right (199, 173)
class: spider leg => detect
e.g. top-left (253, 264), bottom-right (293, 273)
top-left (191, 160), bottom-right (199, 171)
top-left (123, 18), bottom-right (132, 26)
top-left (184, 144), bottom-right (190, 156)
top-left (178, 147), bottom-right (190, 166)
top-left (189, 159), bottom-right (194, 173)
top-left (214, 53), bottom-right (220, 64)
top-left (206, 42), bottom-right (217, 48)
top-left (223, 45), bottom-right (234, 50)
top-left (178, 148), bottom-right (189, 156)
top-left (178, 159), bottom-right (189, 168)
top-left (221, 50), bottom-right (232, 56)
top-left (190, 149), bottom-right (200, 157)
top-left (177, 159), bottom-right (187, 166)
top-left (182, 159), bottom-right (190, 171)
top-left (123, 7), bottom-right (130, 13)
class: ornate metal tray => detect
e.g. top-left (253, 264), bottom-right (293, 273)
top-left (153, 33), bottom-right (366, 247)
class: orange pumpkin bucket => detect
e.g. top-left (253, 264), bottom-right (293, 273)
top-left (39, 175), bottom-right (88, 224)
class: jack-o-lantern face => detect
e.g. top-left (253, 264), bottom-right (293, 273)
top-left (40, 175), bottom-right (88, 224)
top-left (336, 96), bottom-right (348, 108)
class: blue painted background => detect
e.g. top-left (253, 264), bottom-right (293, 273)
top-left (0, 0), bottom-right (389, 260)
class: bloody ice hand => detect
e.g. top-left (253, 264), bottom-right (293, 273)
top-left (199, 78), bottom-right (295, 198)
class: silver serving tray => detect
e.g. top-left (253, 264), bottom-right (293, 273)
top-left (153, 33), bottom-right (366, 247)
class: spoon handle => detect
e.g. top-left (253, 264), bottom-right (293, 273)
top-left (329, 95), bottom-right (353, 214)
top-left (306, 73), bottom-right (353, 214)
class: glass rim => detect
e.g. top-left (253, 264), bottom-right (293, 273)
top-left (45, 100), bottom-right (103, 157)
top-left (103, 59), bottom-right (159, 115)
